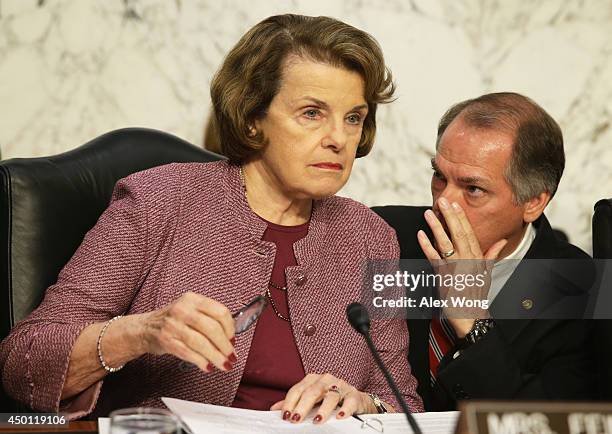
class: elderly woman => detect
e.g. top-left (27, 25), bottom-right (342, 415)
top-left (0, 14), bottom-right (422, 422)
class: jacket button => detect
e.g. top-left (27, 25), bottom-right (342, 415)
top-left (304, 325), bottom-right (316, 336)
top-left (295, 274), bottom-right (307, 286)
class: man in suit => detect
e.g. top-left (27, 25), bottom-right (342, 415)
top-left (374, 92), bottom-right (596, 410)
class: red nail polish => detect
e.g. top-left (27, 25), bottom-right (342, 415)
top-left (206, 363), bottom-right (214, 372)
top-left (313, 415), bottom-right (322, 424)
top-left (223, 361), bottom-right (232, 370)
top-left (282, 411), bottom-right (291, 420)
top-left (338, 411), bottom-right (345, 418)
top-left (228, 353), bottom-right (237, 363)
top-left (230, 336), bottom-right (236, 345)
top-left (291, 413), bottom-right (301, 422)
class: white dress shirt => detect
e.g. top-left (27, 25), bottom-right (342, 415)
top-left (488, 223), bottom-right (537, 303)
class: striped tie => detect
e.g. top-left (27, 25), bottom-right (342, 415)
top-left (429, 315), bottom-right (456, 386)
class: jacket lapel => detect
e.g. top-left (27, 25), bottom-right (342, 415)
top-left (491, 215), bottom-right (574, 343)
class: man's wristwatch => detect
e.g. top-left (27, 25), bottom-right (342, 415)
top-left (367, 393), bottom-right (389, 414)
top-left (464, 318), bottom-right (496, 345)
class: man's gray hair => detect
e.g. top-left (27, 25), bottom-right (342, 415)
top-left (436, 92), bottom-right (565, 204)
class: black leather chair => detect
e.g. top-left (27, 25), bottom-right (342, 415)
top-left (0, 128), bottom-right (223, 410)
top-left (593, 199), bottom-right (612, 259)
top-left (592, 198), bottom-right (612, 401)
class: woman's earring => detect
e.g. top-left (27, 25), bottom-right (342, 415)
top-left (248, 126), bottom-right (257, 137)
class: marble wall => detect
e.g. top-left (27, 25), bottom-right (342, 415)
top-left (1, 0), bottom-right (611, 252)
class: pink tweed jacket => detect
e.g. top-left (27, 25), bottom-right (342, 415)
top-left (0, 161), bottom-right (423, 418)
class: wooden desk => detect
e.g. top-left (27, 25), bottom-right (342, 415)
top-left (0, 421), bottom-right (97, 433)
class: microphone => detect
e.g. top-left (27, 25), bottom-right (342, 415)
top-left (346, 303), bottom-right (423, 434)
top-left (347, 301), bottom-right (371, 334)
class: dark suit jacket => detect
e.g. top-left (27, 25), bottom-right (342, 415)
top-left (373, 205), bottom-right (596, 410)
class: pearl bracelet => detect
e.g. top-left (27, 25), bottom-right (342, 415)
top-left (97, 315), bottom-right (125, 373)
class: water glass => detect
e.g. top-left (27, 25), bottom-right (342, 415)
top-left (109, 408), bottom-right (180, 434)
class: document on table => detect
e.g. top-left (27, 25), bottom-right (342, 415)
top-left (161, 397), bottom-right (460, 434)
top-left (99, 398), bottom-right (459, 434)
top-left (162, 397), bottom-right (363, 433)
top-left (98, 417), bottom-right (110, 434)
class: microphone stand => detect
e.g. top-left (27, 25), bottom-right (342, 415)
top-left (362, 329), bottom-right (423, 434)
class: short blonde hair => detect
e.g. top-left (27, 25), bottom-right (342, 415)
top-left (210, 14), bottom-right (395, 164)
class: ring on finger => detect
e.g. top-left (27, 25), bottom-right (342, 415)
top-left (327, 385), bottom-right (344, 403)
top-left (441, 248), bottom-right (455, 258)
top-left (327, 384), bottom-right (342, 396)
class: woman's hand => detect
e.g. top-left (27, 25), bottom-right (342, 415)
top-left (141, 291), bottom-right (236, 372)
top-left (270, 373), bottom-right (379, 424)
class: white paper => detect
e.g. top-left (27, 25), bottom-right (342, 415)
top-left (101, 400), bottom-right (459, 434)
top-left (98, 417), bottom-right (110, 434)
top-left (162, 397), bottom-right (364, 433)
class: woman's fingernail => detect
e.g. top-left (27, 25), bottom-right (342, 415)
top-left (452, 201), bottom-right (461, 211)
top-left (313, 415), bottom-right (322, 424)
top-left (206, 362), bottom-right (214, 372)
top-left (228, 353), bottom-right (237, 363)
top-left (223, 361), bottom-right (233, 371)
top-left (439, 197), bottom-right (449, 208)
top-left (230, 336), bottom-right (236, 345)
top-left (338, 411), bottom-right (345, 418)
top-left (282, 411), bottom-right (291, 420)
top-left (291, 413), bottom-right (301, 422)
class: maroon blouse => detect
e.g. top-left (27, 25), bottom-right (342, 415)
top-left (232, 220), bottom-right (309, 410)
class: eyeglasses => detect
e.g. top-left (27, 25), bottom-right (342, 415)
top-left (362, 418), bottom-right (383, 433)
top-left (354, 415), bottom-right (384, 433)
top-left (233, 295), bottom-right (268, 334)
top-left (177, 295), bottom-right (268, 373)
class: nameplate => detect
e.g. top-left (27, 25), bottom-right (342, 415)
top-left (455, 401), bottom-right (612, 434)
